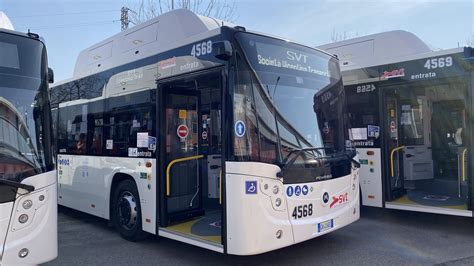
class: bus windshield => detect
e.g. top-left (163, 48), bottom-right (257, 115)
top-left (234, 32), bottom-right (350, 166)
top-left (0, 31), bottom-right (53, 182)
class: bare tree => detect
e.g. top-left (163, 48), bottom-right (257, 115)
top-left (127, 0), bottom-right (237, 25)
top-left (466, 35), bottom-right (474, 47)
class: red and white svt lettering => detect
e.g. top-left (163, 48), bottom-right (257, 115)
top-left (330, 192), bottom-right (349, 208)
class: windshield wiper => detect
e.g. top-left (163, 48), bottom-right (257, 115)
top-left (268, 76), bottom-right (284, 164)
top-left (283, 147), bottom-right (327, 167)
top-left (0, 179), bottom-right (35, 192)
top-left (283, 147), bottom-right (360, 169)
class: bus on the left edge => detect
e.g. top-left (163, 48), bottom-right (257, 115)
top-left (0, 11), bottom-right (57, 265)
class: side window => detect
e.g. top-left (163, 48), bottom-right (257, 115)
top-left (51, 75), bottom-right (106, 106)
top-left (104, 90), bottom-right (155, 157)
top-left (58, 104), bottom-right (88, 154)
top-left (88, 100), bottom-right (104, 155)
top-left (71, 105), bottom-right (88, 154)
top-left (346, 84), bottom-right (380, 147)
top-left (80, 75), bottom-right (106, 99)
top-left (234, 54), bottom-right (260, 161)
top-left (252, 78), bottom-right (278, 164)
top-left (105, 110), bottom-right (131, 156)
top-left (315, 81), bottom-right (348, 152)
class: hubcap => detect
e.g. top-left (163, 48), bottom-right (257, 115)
top-left (118, 191), bottom-right (138, 230)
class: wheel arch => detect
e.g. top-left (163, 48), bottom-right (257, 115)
top-left (109, 173), bottom-right (139, 220)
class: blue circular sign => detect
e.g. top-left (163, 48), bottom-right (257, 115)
top-left (323, 192), bottom-right (330, 204)
top-left (286, 186), bottom-right (294, 197)
top-left (302, 185), bottom-right (309, 195)
top-left (295, 185), bottom-right (301, 196)
top-left (234, 120), bottom-right (246, 137)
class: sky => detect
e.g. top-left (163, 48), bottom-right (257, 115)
top-left (1, 0), bottom-right (472, 81)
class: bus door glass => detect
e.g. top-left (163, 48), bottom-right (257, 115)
top-left (163, 88), bottom-right (202, 221)
top-left (160, 71), bottom-right (224, 239)
top-left (399, 95), bottom-right (433, 184)
top-left (384, 90), bottom-right (404, 199)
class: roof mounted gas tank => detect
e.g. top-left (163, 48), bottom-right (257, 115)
top-left (318, 30), bottom-right (433, 70)
top-left (72, 9), bottom-right (234, 79)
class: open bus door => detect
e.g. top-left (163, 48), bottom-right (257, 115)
top-left (383, 89), bottom-right (405, 201)
top-left (384, 87), bottom-right (434, 198)
top-left (382, 81), bottom-right (471, 214)
top-left (158, 70), bottom-right (224, 246)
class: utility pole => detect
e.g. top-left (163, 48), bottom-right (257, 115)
top-left (121, 7), bottom-right (129, 31)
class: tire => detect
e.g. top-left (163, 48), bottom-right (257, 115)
top-left (112, 179), bottom-right (148, 241)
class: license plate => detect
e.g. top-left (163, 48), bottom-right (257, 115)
top-left (317, 219), bottom-right (333, 233)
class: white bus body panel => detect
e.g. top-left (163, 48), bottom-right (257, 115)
top-left (0, 170), bottom-right (57, 265)
top-left (225, 162), bottom-right (359, 255)
top-left (57, 155), bottom-right (157, 234)
top-left (357, 148), bottom-right (383, 207)
top-left (0, 203), bottom-right (13, 255)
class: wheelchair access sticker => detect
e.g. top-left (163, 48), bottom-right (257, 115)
top-left (245, 181), bottom-right (257, 194)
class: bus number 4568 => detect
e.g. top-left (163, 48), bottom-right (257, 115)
top-left (292, 204), bottom-right (313, 219)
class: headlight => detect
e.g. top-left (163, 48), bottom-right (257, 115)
top-left (276, 230), bottom-right (283, 239)
top-left (275, 197), bottom-right (282, 207)
top-left (272, 185), bottom-right (279, 194)
top-left (18, 248), bottom-right (29, 258)
top-left (18, 214), bottom-right (29, 224)
top-left (22, 200), bottom-right (33, 210)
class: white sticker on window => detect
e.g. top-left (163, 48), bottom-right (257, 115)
top-left (106, 139), bottom-right (113, 150)
top-left (128, 148), bottom-right (138, 157)
top-left (137, 132), bottom-right (148, 148)
top-left (350, 128), bottom-right (368, 140)
top-left (132, 119), bottom-right (140, 128)
top-left (67, 120), bottom-right (72, 132)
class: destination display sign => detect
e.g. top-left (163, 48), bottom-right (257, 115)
top-left (236, 32), bottom-right (340, 81)
top-left (254, 42), bottom-right (332, 78)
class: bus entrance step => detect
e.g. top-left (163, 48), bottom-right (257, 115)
top-left (168, 208), bottom-right (205, 225)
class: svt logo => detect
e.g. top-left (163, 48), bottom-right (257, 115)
top-left (330, 192), bottom-right (349, 208)
top-left (286, 51), bottom-right (308, 63)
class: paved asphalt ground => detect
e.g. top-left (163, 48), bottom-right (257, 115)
top-left (45, 206), bottom-right (474, 265)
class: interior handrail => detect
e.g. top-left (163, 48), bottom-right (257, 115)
top-left (390, 146), bottom-right (406, 178)
top-left (166, 154), bottom-right (204, 196)
top-left (219, 170), bottom-right (222, 205)
top-left (462, 148), bottom-right (468, 182)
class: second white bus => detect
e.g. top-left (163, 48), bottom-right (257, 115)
top-left (0, 23), bottom-right (57, 264)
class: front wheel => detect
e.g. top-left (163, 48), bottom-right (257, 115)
top-left (112, 179), bottom-right (147, 241)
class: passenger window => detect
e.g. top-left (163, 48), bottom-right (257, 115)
top-left (57, 104), bottom-right (88, 154)
top-left (104, 90), bottom-right (155, 157)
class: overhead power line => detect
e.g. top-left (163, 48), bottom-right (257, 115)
top-left (16, 20), bottom-right (119, 30)
top-left (10, 10), bottom-right (118, 19)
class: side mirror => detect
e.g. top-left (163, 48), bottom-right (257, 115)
top-left (48, 67), bottom-right (54, 83)
top-left (212, 41), bottom-right (233, 60)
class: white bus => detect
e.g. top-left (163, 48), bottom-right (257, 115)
top-left (51, 9), bottom-right (360, 255)
top-left (319, 30), bottom-right (474, 217)
top-left (0, 18), bottom-right (58, 265)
